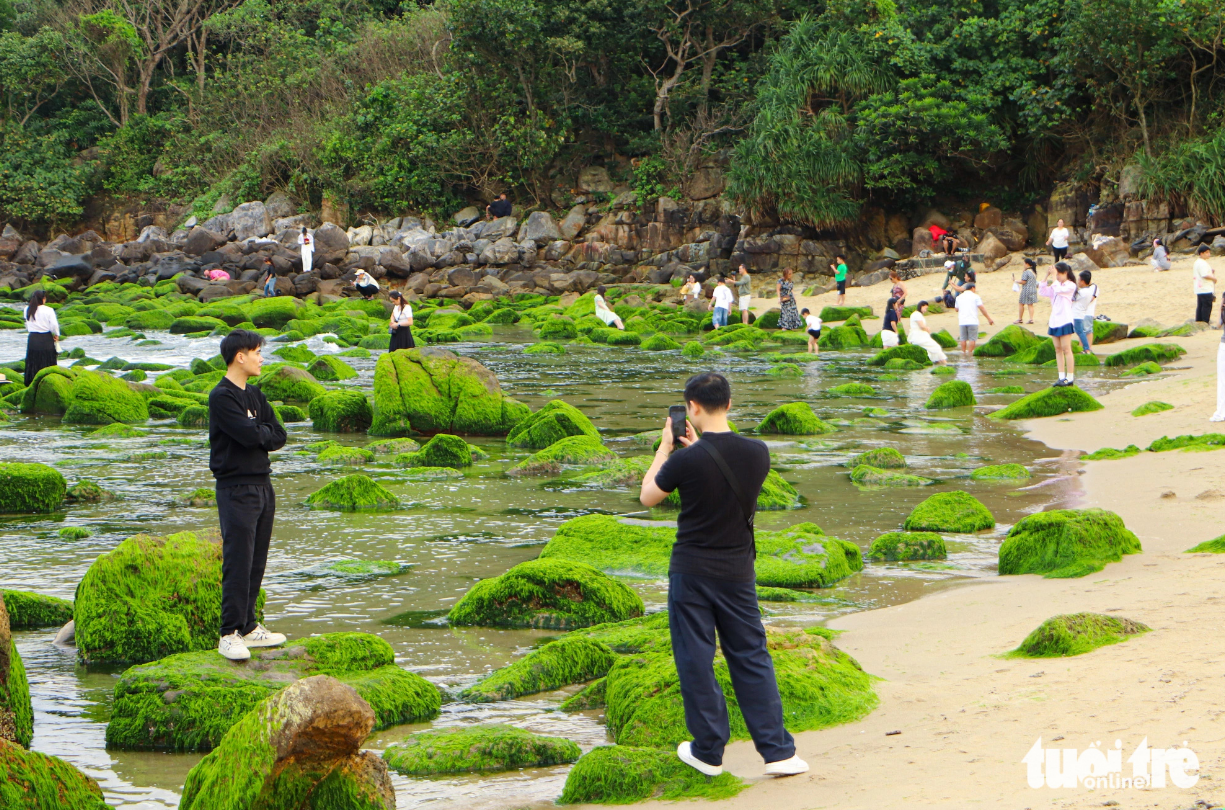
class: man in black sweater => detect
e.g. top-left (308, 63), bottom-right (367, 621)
top-left (639, 372), bottom-right (809, 778)
top-left (209, 329), bottom-right (288, 661)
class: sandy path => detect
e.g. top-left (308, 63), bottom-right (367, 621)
top-left (620, 258), bottom-right (1225, 809)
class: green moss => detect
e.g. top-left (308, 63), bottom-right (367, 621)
top-left (1104, 342), bottom-right (1186, 367)
top-left (567, 456), bottom-right (653, 488)
top-left (483, 308), bottom-right (520, 324)
top-left (681, 341), bottom-right (705, 358)
top-left (757, 402), bottom-right (835, 435)
top-left (1147, 432), bottom-right (1225, 452)
top-left (107, 633), bottom-right (440, 752)
top-left (383, 724), bottom-right (581, 776)
top-left (605, 330), bottom-right (642, 346)
top-left (318, 445), bottom-right (374, 465)
top-left (847, 447), bottom-right (906, 468)
top-left (308, 390), bottom-right (373, 433)
top-left (868, 344), bottom-right (931, 367)
top-left (90, 422), bottom-right (147, 438)
top-left (338, 347), bottom-right (371, 358)
top-left (60, 371), bottom-right (147, 425)
top-left (1008, 613), bottom-right (1149, 658)
top-left (829, 382), bottom-right (875, 396)
top-left (0, 738), bottom-right (106, 809)
top-left (998, 508), bottom-right (1142, 578)
top-left (58, 526), bottom-right (91, 539)
top-left (275, 404), bottom-right (308, 423)
top-left (365, 437), bottom-right (420, 455)
top-left (525, 341), bottom-right (566, 355)
top-left (986, 386), bottom-right (1025, 394)
top-left (1082, 444), bottom-right (1141, 460)
top-left (255, 365), bottom-right (326, 403)
top-left (2, 591), bottom-right (72, 632)
top-left (17, 369), bottom-right (72, 414)
top-left (0, 462), bottom-right (66, 514)
top-left (1132, 400), bottom-right (1173, 416)
top-left (272, 344), bottom-right (317, 364)
top-left (307, 355), bottom-right (358, 381)
top-left (397, 433), bottom-right (475, 468)
top-left (973, 324), bottom-right (1042, 357)
top-left (818, 305), bottom-right (872, 322)
top-left (903, 491), bottom-right (994, 533)
top-left (764, 363), bottom-right (803, 379)
top-left (640, 334), bottom-right (681, 351)
top-left (559, 745), bottom-right (745, 804)
top-left (1121, 361), bottom-right (1162, 377)
top-left (1187, 534), bottom-right (1225, 553)
top-left (177, 404), bottom-right (209, 428)
top-left (462, 636), bottom-right (618, 703)
top-left (180, 488), bottom-right (215, 507)
top-left (243, 297), bottom-right (300, 329)
top-left (925, 380), bottom-right (975, 409)
top-left (754, 469), bottom-right (802, 509)
top-left (65, 480), bottom-right (113, 503)
top-left (170, 316), bottom-right (228, 334)
top-left (817, 324), bottom-right (867, 350)
top-left (507, 401), bottom-right (599, 450)
top-left (449, 559), bottom-right (644, 630)
top-left (508, 435), bottom-right (615, 476)
top-left (850, 465), bottom-right (932, 487)
top-left (868, 532), bottom-right (946, 561)
top-left (988, 386), bottom-right (1103, 419)
top-left (306, 475), bottom-right (399, 511)
top-left (755, 586), bottom-right (820, 602)
top-left (970, 463), bottom-right (1030, 480)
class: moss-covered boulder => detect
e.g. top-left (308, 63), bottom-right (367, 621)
top-left (524, 341), bottom-right (566, 355)
top-left (449, 559), bottom-right (644, 630)
top-left (179, 675), bottom-right (397, 810)
top-left (18, 367), bottom-right (74, 415)
top-left (254, 365), bottom-right (326, 403)
top-left (973, 324), bottom-right (1042, 357)
top-left (75, 531), bottom-right (261, 665)
top-left (1121, 361), bottom-right (1162, 377)
top-left (462, 636), bottom-right (618, 703)
top-left (1187, 534), bottom-right (1225, 553)
top-left (243, 296), bottom-right (300, 329)
top-left (307, 355), bottom-right (358, 382)
top-left (998, 508), bottom-right (1141, 578)
top-left (1, 591), bottom-right (73, 630)
top-left (107, 633), bottom-right (441, 752)
top-left (317, 445), bottom-right (373, 465)
top-left (0, 739), bottom-right (106, 809)
top-left (180, 487), bottom-right (215, 506)
top-left (757, 402), bottom-right (834, 435)
top-left (970, 463), bottom-right (1030, 480)
top-left (903, 491), bottom-right (994, 533)
top-left (989, 386), bottom-right (1103, 419)
top-left (365, 437), bottom-right (420, 456)
top-left (0, 595), bottom-right (32, 748)
top-left (60, 371), bottom-right (148, 425)
top-left (169, 316), bottom-right (228, 334)
top-left (1132, 400), bottom-right (1173, 416)
top-left (306, 474), bottom-right (399, 511)
top-left (755, 469), bottom-right (802, 509)
top-left (308, 390), bottom-right (373, 433)
top-left (641, 334), bottom-right (682, 351)
top-left (383, 724), bottom-right (580, 776)
top-left (1082, 444), bottom-right (1141, 460)
top-left (818, 324), bottom-right (868, 350)
top-left (506, 400), bottom-right (599, 449)
top-left (868, 532), bottom-right (946, 561)
top-left (850, 465), bottom-right (932, 487)
top-left (91, 422), bottom-right (147, 438)
top-left (567, 456), bottom-right (654, 488)
top-left (829, 382), bottom-right (876, 396)
top-left (559, 745), bottom-right (745, 805)
top-left (925, 380), bottom-right (975, 409)
top-left (868, 344), bottom-right (931, 367)
top-left (65, 479), bottom-right (113, 503)
top-left (177, 404), bottom-right (210, 428)
top-left (681, 341), bottom-right (704, 358)
top-left (1009, 613), bottom-right (1149, 658)
top-left (847, 447), bottom-right (906, 468)
top-left (819, 305), bottom-right (872, 322)
top-left (1103, 342), bottom-right (1186, 367)
top-left (508, 435), bottom-right (615, 476)
top-left (0, 462), bottom-right (66, 514)
top-left (272, 344), bottom-right (317, 363)
top-left (395, 433), bottom-right (473, 468)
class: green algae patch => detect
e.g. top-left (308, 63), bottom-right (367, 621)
top-left (90, 423), bottom-right (147, 438)
top-left (365, 437), bottom-right (420, 456)
top-left (754, 469), bottom-right (802, 509)
top-left (883, 358), bottom-right (924, 370)
top-left (998, 508), bottom-right (1141, 578)
top-left (766, 363), bottom-right (804, 379)
top-left (272, 344), bottom-right (317, 363)
top-left (847, 447), bottom-right (906, 468)
top-left (681, 341), bottom-right (705, 358)
top-left (1121, 361), bottom-right (1162, 377)
top-left (641, 334), bottom-right (681, 351)
top-left (306, 474), bottom-right (399, 511)
top-left (973, 324), bottom-right (1043, 358)
top-left (58, 526), bottom-right (91, 539)
top-left (1, 591), bottom-right (73, 630)
top-left (986, 385), bottom-right (1025, 394)
top-left (568, 456), bottom-right (653, 488)
top-left (1132, 400), bottom-right (1173, 416)
top-left (317, 445), bottom-right (374, 466)
top-left (926, 380), bottom-right (975, 409)
top-left (254, 365), bottom-right (326, 403)
top-left (524, 341), bottom-right (566, 355)
top-left (818, 305), bottom-right (872, 322)
top-left (755, 586), bottom-right (821, 602)
top-left (903, 491), bottom-right (994, 533)
top-left (868, 532), bottom-right (946, 561)
top-left (448, 558), bottom-right (644, 630)
top-left (506, 400), bottom-right (599, 449)
top-left (180, 488), bottom-right (215, 507)
top-left (988, 386), bottom-right (1103, 419)
top-left (1082, 444), bottom-right (1141, 460)
top-left (508, 435), bottom-right (615, 476)
top-left (0, 462), bottom-right (66, 514)
top-left (849, 465), bottom-right (932, 487)
top-left (107, 633), bottom-right (441, 752)
top-left (559, 745), bottom-right (745, 804)
top-left (867, 344), bottom-right (931, 367)
top-left (1147, 433), bottom-right (1225, 452)
top-left (396, 433), bottom-right (473, 468)
top-left (306, 355), bottom-right (357, 382)
top-left (63, 372), bottom-right (148, 425)
top-left (1007, 613), bottom-right (1150, 658)
top-left (462, 636), bottom-right (618, 703)
top-left (1187, 534), bottom-right (1225, 553)
top-left (0, 738), bottom-right (106, 809)
top-left (829, 382), bottom-right (875, 396)
top-left (65, 480), bottom-right (114, 503)
top-left (1104, 342), bottom-right (1186, 367)
top-left (970, 463), bottom-right (1030, 480)
top-left (20, 367), bottom-right (74, 415)
top-left (757, 402), bottom-right (834, 435)
top-left (177, 405), bottom-right (210, 428)
top-left (383, 724), bottom-right (581, 776)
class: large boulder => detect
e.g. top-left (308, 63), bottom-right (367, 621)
top-left (999, 508), bottom-right (1141, 578)
top-left (903, 491), bottom-right (994, 533)
top-left (383, 724), bottom-right (580, 776)
top-left (1, 590), bottom-right (73, 630)
top-left (107, 633), bottom-right (441, 752)
top-left (312, 222), bottom-right (350, 257)
top-left (976, 231), bottom-right (1008, 262)
top-left (0, 594), bottom-right (33, 748)
top-left (308, 390), bottom-right (372, 433)
top-left (506, 399), bottom-right (599, 449)
top-left (559, 205), bottom-right (587, 241)
top-left (0, 462), bottom-right (66, 514)
top-left (263, 190), bottom-right (295, 219)
top-left (1010, 613), bottom-right (1149, 657)
top-left (370, 348), bottom-right (529, 436)
top-left (0, 739), bottom-right (106, 809)
top-left (19, 367), bottom-right (75, 416)
top-left (522, 211), bottom-right (561, 244)
top-left (988, 386), bottom-right (1103, 419)
top-left (179, 676), bottom-right (396, 810)
top-left (925, 380), bottom-right (976, 409)
top-left (507, 436), bottom-right (616, 476)
top-left (305, 474), bottom-right (399, 511)
top-left (756, 402), bottom-right (835, 435)
top-left (974, 324), bottom-right (1043, 357)
top-left (254, 365), bottom-right (326, 403)
top-left (183, 227), bottom-right (226, 256)
top-left (559, 744), bottom-right (743, 804)
top-left (1085, 236), bottom-right (1130, 268)
top-left (62, 371), bottom-right (149, 424)
top-left (227, 201), bottom-right (272, 241)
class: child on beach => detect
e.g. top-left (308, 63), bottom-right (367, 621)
top-left (1072, 270), bottom-right (1099, 355)
top-left (802, 308), bottom-right (821, 354)
top-left (954, 282), bottom-right (993, 354)
top-left (1013, 257), bottom-right (1037, 324)
top-left (830, 256), bottom-right (848, 304)
top-left (1040, 262), bottom-right (1079, 386)
top-left (711, 277), bottom-right (734, 328)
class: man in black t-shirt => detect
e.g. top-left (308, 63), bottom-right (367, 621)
top-left (640, 373), bottom-right (809, 778)
top-left (486, 193), bottom-right (512, 220)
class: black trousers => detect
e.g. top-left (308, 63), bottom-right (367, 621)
top-left (668, 572), bottom-right (795, 766)
top-left (1196, 293), bottom-right (1216, 324)
top-left (216, 483), bottom-right (275, 636)
top-left (1053, 246), bottom-right (1068, 261)
top-left (356, 283), bottom-right (379, 298)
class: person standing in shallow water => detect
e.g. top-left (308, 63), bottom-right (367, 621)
top-left (639, 372), bottom-right (810, 780)
top-left (736, 265), bottom-right (752, 324)
top-left (22, 289), bottom-right (59, 386)
top-left (209, 329), bottom-right (288, 661)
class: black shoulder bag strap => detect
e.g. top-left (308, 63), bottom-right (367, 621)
top-left (693, 439), bottom-right (757, 539)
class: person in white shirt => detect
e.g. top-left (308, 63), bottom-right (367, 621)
top-left (1150, 237), bottom-right (1171, 272)
top-left (1071, 270), bottom-right (1099, 355)
top-left (23, 289), bottom-right (60, 386)
top-left (298, 227), bottom-right (314, 275)
top-left (593, 285), bottom-right (625, 330)
top-left (954, 282), bottom-right (994, 354)
top-left (1046, 218), bottom-right (1070, 261)
top-left (679, 274), bottom-right (700, 304)
top-left (353, 269), bottom-right (380, 299)
top-left (908, 300), bottom-right (947, 365)
top-left (388, 290), bottom-right (415, 351)
top-left (711, 278), bottom-right (734, 328)
top-left (801, 308), bottom-right (821, 354)
top-left (1194, 244), bottom-right (1217, 324)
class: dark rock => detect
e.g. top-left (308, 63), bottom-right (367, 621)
top-left (46, 254), bottom-right (94, 279)
top-left (293, 273), bottom-right (319, 295)
top-left (88, 246), bottom-right (117, 269)
top-left (183, 227), bottom-right (226, 256)
top-left (313, 222), bottom-right (349, 254)
top-left (446, 267), bottom-right (477, 288)
top-left (46, 234), bottom-right (83, 254)
top-left (87, 269), bottom-right (118, 287)
top-left (319, 263), bottom-right (341, 280)
top-left (12, 241), bottom-right (38, 266)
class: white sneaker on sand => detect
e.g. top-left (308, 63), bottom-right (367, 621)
top-left (218, 631), bottom-right (250, 661)
top-left (243, 624), bottom-right (287, 648)
top-left (677, 742), bottom-right (723, 776)
top-left (765, 754), bottom-right (810, 776)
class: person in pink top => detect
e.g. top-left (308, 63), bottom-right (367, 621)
top-left (1040, 262), bottom-right (1079, 387)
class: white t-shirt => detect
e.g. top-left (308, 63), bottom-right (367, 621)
top-left (1194, 258), bottom-right (1215, 294)
top-left (955, 291), bottom-right (983, 325)
top-left (25, 304), bottom-right (60, 335)
top-left (712, 285), bottom-right (734, 310)
top-left (1071, 284), bottom-right (1097, 319)
top-left (1050, 227), bottom-right (1069, 249)
top-left (392, 303), bottom-right (413, 323)
top-left (909, 310), bottom-right (928, 333)
top-left (804, 314), bottom-right (822, 331)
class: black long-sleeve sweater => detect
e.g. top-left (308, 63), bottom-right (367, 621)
top-left (208, 376), bottom-right (287, 487)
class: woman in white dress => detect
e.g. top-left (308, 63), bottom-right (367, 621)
top-left (298, 226), bottom-right (314, 275)
top-left (593, 285), bottom-right (625, 330)
top-left (908, 300), bottom-right (947, 365)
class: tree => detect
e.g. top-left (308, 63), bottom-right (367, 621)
top-left (0, 28), bottom-right (67, 126)
top-left (64, 10), bottom-right (143, 126)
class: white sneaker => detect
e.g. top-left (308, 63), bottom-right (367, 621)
top-left (242, 624), bottom-right (287, 648)
top-left (218, 631), bottom-right (250, 661)
top-left (1210, 414), bottom-right (1225, 423)
top-left (765, 754), bottom-right (810, 776)
top-left (677, 742), bottom-right (723, 776)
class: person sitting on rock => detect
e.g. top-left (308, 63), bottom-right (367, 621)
top-left (353, 269), bottom-right (380, 300)
top-left (486, 193), bottom-right (512, 220)
top-left (594, 285), bottom-right (625, 330)
top-left (679, 274), bottom-right (701, 304)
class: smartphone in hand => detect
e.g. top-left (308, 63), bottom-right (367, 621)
top-left (668, 405), bottom-right (687, 442)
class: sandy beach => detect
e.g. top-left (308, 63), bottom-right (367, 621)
top-left (629, 254), bottom-right (1225, 809)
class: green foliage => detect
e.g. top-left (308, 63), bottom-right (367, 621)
top-left (0, 122), bottom-right (89, 227)
top-left (1008, 613), bottom-right (1149, 658)
top-left (998, 508), bottom-right (1142, 578)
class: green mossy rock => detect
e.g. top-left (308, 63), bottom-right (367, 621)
top-left (275, 404), bottom-right (308, 423)
top-left (371, 347), bottom-right (528, 436)
top-left (61, 371), bottom-right (148, 425)
top-left (180, 488), bottom-right (215, 507)
top-left (757, 402), bottom-right (834, 435)
top-left (0, 462), bottom-right (66, 514)
top-left (396, 433), bottom-right (473, 468)
top-left (524, 341), bottom-right (566, 355)
top-left (819, 306), bottom-right (872, 322)
top-left (1187, 534), bottom-right (1225, 553)
top-left (462, 636), bottom-right (618, 703)
top-left (847, 447), bottom-right (906, 468)
top-left (998, 508), bottom-right (1141, 578)
top-left (883, 358), bottom-right (923, 370)
top-left (755, 469), bottom-right (802, 509)
top-left (91, 422), bottom-right (146, 438)
top-left (1009, 613), bottom-right (1149, 658)
top-left (930, 364), bottom-right (957, 375)
top-left (559, 745), bottom-right (745, 804)
top-left (449, 558), bottom-right (644, 630)
top-left (178, 405), bottom-right (210, 428)
top-left (641, 334), bottom-right (681, 351)
top-left (986, 385), bottom-right (1025, 394)
top-left (308, 390), bottom-right (373, 433)
top-left (989, 386), bottom-right (1103, 419)
top-left (65, 480), bottom-right (114, 503)
top-left (1147, 432), bottom-right (1225, 452)
top-left (829, 382), bottom-right (875, 396)
top-left (538, 317), bottom-right (578, 340)
top-left (195, 304), bottom-right (248, 327)
top-left (1132, 400), bottom-right (1173, 416)
top-left (818, 324), bottom-right (868, 350)
top-left (307, 355), bottom-right (358, 381)
top-left (125, 310), bottom-right (174, 331)
top-left (1120, 361), bottom-right (1162, 377)
top-left (970, 463), bottom-right (1030, 480)
top-left (254, 365), bottom-right (326, 403)
top-left (272, 344), bottom-right (317, 364)
top-left (0, 595), bottom-right (33, 749)
top-left (306, 474), bottom-right (399, 511)
top-left (868, 532), bottom-right (946, 561)
top-left (681, 341), bottom-right (704, 358)
top-left (931, 328), bottom-right (958, 348)
top-left (903, 491), bottom-right (994, 533)
top-left (243, 296), bottom-right (300, 329)
top-left (107, 633), bottom-right (441, 752)
top-left (58, 526), bottom-right (91, 539)
top-left (383, 724), bottom-right (581, 776)
top-left (567, 456), bottom-right (653, 488)
top-left (765, 363), bottom-right (804, 379)
top-left (868, 344), bottom-right (931, 367)
top-left (973, 324), bottom-right (1042, 357)
top-left (506, 400), bottom-right (599, 449)
top-left (365, 437), bottom-right (421, 456)
top-left (483, 308), bottom-right (519, 324)
top-left (605, 330), bottom-right (641, 346)
top-left (170, 316), bottom-right (228, 334)
top-left (1, 591), bottom-right (73, 629)
top-left (76, 531), bottom-right (261, 665)
top-left (849, 465), bottom-right (932, 487)
top-left (0, 739), bottom-right (106, 809)
top-left (317, 445), bottom-right (374, 465)
top-left (508, 435), bottom-right (615, 476)
top-left (1104, 342), bottom-right (1185, 367)
top-left (1082, 444), bottom-right (1141, 460)
top-left (925, 380), bottom-right (975, 409)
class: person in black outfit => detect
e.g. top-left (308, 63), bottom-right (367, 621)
top-left (639, 372), bottom-right (809, 779)
top-left (486, 193), bottom-right (512, 219)
top-left (209, 329), bottom-right (289, 661)
top-left (388, 290), bottom-right (415, 351)
top-left (22, 289), bottom-right (60, 386)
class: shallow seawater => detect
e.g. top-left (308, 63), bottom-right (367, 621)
top-left (0, 315), bottom-right (1117, 808)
